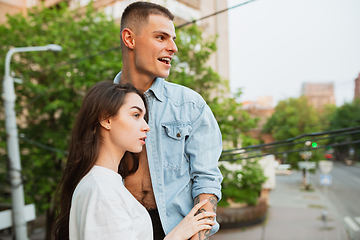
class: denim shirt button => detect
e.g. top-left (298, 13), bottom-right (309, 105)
top-left (176, 132), bottom-right (181, 138)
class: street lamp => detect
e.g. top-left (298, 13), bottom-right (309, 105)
top-left (2, 44), bottom-right (62, 240)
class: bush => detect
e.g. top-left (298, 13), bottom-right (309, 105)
top-left (218, 159), bottom-right (267, 207)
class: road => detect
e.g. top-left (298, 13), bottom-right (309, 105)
top-left (310, 161), bottom-right (360, 240)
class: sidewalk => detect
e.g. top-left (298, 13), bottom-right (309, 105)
top-left (211, 171), bottom-right (350, 240)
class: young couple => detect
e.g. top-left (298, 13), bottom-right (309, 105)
top-left (54, 2), bottom-right (223, 240)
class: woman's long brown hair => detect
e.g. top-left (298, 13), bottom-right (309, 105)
top-left (53, 81), bottom-right (148, 240)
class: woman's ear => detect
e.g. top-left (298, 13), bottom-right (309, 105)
top-left (99, 117), bottom-right (111, 131)
top-left (122, 28), bottom-right (135, 50)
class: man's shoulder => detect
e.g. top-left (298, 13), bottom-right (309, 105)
top-left (162, 80), bottom-right (206, 107)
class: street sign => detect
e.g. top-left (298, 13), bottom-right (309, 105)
top-left (320, 174), bottom-right (332, 186)
top-left (319, 160), bottom-right (333, 174)
top-left (299, 151), bottom-right (312, 159)
top-left (298, 161), bottom-right (316, 169)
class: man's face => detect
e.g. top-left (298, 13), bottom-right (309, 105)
top-left (133, 14), bottom-right (178, 80)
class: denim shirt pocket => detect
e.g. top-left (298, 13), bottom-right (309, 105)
top-left (161, 123), bottom-right (192, 170)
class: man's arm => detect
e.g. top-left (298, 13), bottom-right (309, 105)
top-left (186, 103), bottom-right (223, 238)
top-left (191, 194), bottom-right (218, 240)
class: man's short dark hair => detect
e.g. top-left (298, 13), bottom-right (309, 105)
top-left (120, 1), bottom-right (174, 34)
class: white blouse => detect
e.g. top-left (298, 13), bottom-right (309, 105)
top-left (69, 165), bottom-right (153, 240)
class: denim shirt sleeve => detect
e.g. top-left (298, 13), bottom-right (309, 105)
top-left (186, 104), bottom-right (223, 201)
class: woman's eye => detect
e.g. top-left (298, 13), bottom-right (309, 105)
top-left (134, 113), bottom-right (140, 118)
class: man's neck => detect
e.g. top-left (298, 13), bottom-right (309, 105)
top-left (120, 68), bottom-right (155, 93)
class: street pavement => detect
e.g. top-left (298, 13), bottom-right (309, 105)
top-left (211, 170), bottom-right (351, 240)
top-left (310, 161), bottom-right (360, 240)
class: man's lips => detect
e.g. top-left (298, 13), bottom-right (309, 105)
top-left (158, 57), bottom-right (172, 66)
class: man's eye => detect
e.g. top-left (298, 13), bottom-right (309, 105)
top-left (157, 36), bottom-right (164, 40)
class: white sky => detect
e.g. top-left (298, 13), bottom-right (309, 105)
top-left (227, 0), bottom-right (360, 106)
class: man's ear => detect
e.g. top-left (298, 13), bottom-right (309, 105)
top-left (99, 117), bottom-right (111, 130)
top-left (122, 28), bottom-right (135, 50)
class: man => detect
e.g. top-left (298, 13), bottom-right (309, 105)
top-left (114, 2), bottom-right (223, 240)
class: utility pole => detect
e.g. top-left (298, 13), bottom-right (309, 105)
top-left (2, 45), bottom-right (62, 239)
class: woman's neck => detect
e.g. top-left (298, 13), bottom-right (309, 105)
top-left (95, 145), bottom-right (125, 172)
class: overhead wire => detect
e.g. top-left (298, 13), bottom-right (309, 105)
top-left (19, 134), bottom-right (68, 155)
top-left (220, 139), bottom-right (360, 162)
top-left (176, 0), bottom-right (258, 29)
top-left (223, 126), bottom-right (360, 153)
top-left (221, 129), bottom-right (360, 158)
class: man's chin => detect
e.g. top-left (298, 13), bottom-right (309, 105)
top-left (158, 71), bottom-right (170, 79)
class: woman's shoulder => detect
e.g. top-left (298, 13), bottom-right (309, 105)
top-left (73, 166), bottom-right (123, 200)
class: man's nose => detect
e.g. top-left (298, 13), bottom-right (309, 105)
top-left (167, 39), bottom-right (178, 53)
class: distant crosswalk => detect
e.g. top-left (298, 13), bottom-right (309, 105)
top-left (344, 216), bottom-right (360, 232)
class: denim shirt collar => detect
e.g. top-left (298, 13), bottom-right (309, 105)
top-left (147, 77), bottom-right (164, 102)
top-left (114, 71), bottom-right (164, 102)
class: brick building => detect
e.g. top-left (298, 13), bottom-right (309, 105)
top-left (242, 96), bottom-right (275, 144)
top-left (301, 82), bottom-right (336, 110)
top-left (355, 73), bottom-right (360, 100)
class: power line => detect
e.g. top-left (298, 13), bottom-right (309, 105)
top-left (19, 134), bottom-right (68, 155)
top-left (220, 139), bottom-right (360, 162)
top-left (221, 129), bottom-right (360, 157)
top-left (223, 126), bottom-right (360, 153)
top-left (176, 0), bottom-right (258, 29)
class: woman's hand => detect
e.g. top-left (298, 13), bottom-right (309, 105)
top-left (164, 200), bottom-right (216, 240)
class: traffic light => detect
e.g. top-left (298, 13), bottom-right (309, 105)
top-left (311, 142), bottom-right (317, 148)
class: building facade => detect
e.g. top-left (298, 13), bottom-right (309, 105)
top-left (301, 82), bottom-right (336, 110)
top-left (355, 73), bottom-right (360, 100)
top-left (0, 0), bottom-right (229, 80)
top-left (242, 96), bottom-right (275, 144)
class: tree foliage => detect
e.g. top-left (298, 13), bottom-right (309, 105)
top-left (326, 99), bottom-right (360, 161)
top-left (0, 3), bottom-right (120, 237)
top-left (262, 96), bottom-right (326, 167)
top-left (218, 159), bottom-right (267, 206)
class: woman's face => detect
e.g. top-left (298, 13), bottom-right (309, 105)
top-left (108, 92), bottom-right (149, 153)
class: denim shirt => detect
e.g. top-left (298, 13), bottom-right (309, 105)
top-left (114, 72), bottom-right (223, 235)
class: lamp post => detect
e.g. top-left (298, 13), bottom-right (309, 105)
top-left (2, 44), bottom-right (62, 239)
top-left (304, 141), bottom-right (312, 189)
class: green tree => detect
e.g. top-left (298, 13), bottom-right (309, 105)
top-left (0, 3), bottom-right (120, 238)
top-left (262, 96), bottom-right (325, 167)
top-left (326, 99), bottom-right (360, 161)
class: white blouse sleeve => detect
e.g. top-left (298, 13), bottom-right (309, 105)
top-left (75, 194), bottom-right (138, 240)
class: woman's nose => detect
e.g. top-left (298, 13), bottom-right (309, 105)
top-left (142, 121), bottom-right (150, 133)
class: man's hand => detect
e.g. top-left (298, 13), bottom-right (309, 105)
top-left (190, 194), bottom-right (218, 240)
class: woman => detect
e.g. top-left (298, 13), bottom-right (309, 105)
top-left (53, 81), bottom-right (215, 240)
